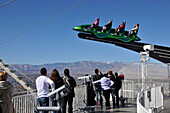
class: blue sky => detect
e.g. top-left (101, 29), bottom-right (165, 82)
top-left (1, 0), bottom-right (170, 65)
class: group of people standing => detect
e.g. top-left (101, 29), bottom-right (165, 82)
top-left (36, 68), bottom-right (76, 113)
top-left (90, 18), bottom-right (139, 36)
top-left (0, 67), bottom-right (124, 113)
top-left (92, 69), bottom-right (124, 109)
top-left (36, 67), bottom-right (124, 112)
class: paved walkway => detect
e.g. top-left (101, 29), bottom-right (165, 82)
top-left (96, 99), bottom-right (137, 113)
top-left (159, 96), bottom-right (170, 113)
top-left (96, 95), bottom-right (170, 113)
top-left (77, 95), bottom-right (170, 113)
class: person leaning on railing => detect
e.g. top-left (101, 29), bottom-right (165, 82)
top-left (93, 73), bottom-right (114, 109)
top-left (0, 71), bottom-right (15, 113)
top-left (36, 68), bottom-right (55, 113)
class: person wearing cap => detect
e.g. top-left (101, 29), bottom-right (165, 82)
top-left (0, 71), bottom-right (15, 113)
top-left (119, 74), bottom-right (124, 80)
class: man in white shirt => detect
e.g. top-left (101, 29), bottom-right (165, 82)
top-left (129, 24), bottom-right (139, 36)
top-left (36, 68), bottom-right (55, 113)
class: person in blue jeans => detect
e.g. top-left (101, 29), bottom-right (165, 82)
top-left (92, 69), bottom-right (103, 108)
top-left (36, 68), bottom-right (55, 113)
top-left (50, 97), bottom-right (61, 113)
top-left (38, 97), bottom-right (49, 107)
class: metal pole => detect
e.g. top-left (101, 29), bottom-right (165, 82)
top-left (84, 79), bottom-right (88, 106)
top-left (140, 51), bottom-right (149, 90)
top-left (141, 55), bottom-right (147, 89)
top-left (168, 64), bottom-right (170, 96)
top-left (142, 61), bottom-right (145, 89)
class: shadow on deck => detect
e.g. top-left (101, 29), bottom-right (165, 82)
top-left (159, 95), bottom-right (170, 113)
top-left (95, 99), bottom-right (137, 113)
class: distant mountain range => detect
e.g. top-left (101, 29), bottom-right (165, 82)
top-left (10, 60), bottom-right (168, 80)
top-left (6, 61), bottom-right (168, 91)
top-left (13, 61), bottom-right (127, 76)
top-left (6, 61), bottom-right (126, 90)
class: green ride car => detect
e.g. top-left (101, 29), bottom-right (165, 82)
top-left (73, 24), bottom-right (141, 42)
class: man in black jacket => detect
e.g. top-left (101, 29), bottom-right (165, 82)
top-left (62, 69), bottom-right (76, 113)
top-left (114, 72), bottom-right (122, 108)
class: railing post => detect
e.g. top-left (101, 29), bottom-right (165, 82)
top-left (149, 107), bottom-right (155, 113)
top-left (168, 64), bottom-right (170, 96)
top-left (140, 51), bottom-right (149, 90)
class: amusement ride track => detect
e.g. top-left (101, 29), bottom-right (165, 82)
top-left (78, 33), bottom-right (170, 64)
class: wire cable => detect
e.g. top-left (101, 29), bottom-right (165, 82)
top-left (2, 59), bottom-right (35, 83)
top-left (0, 0), bottom-right (87, 46)
top-left (0, 0), bottom-right (15, 8)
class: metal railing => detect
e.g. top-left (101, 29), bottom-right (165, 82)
top-left (121, 79), bottom-right (170, 99)
top-left (12, 80), bottom-right (168, 113)
top-left (119, 62), bottom-right (170, 99)
top-left (13, 92), bottom-right (37, 113)
top-left (11, 62), bottom-right (170, 112)
top-left (137, 86), bottom-right (164, 113)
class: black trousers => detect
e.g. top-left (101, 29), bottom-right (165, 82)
top-left (115, 89), bottom-right (119, 107)
top-left (103, 89), bottom-right (111, 107)
top-left (62, 95), bottom-right (73, 113)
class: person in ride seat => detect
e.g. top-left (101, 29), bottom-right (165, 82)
top-left (115, 22), bottom-right (125, 35)
top-left (102, 20), bottom-right (112, 33)
top-left (94, 18), bottom-right (99, 27)
top-left (89, 18), bottom-right (99, 30)
top-left (129, 24), bottom-right (139, 36)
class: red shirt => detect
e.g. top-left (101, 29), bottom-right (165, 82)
top-left (118, 24), bottom-right (125, 29)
